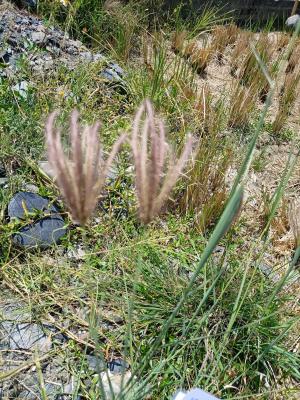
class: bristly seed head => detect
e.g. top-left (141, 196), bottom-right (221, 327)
top-left (45, 110), bottom-right (126, 225)
top-left (130, 99), bottom-right (194, 224)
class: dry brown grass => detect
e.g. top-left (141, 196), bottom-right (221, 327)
top-left (276, 32), bottom-right (290, 52)
top-left (184, 40), bottom-right (198, 59)
top-left (228, 82), bottom-right (258, 128)
top-left (180, 86), bottom-right (232, 230)
top-left (171, 30), bottom-right (187, 54)
top-left (272, 67), bottom-right (300, 133)
top-left (190, 47), bottom-right (213, 76)
top-left (211, 23), bottom-right (239, 63)
top-left (230, 31), bottom-right (252, 77)
top-left (286, 42), bottom-right (300, 74)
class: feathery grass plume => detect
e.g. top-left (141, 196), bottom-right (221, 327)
top-left (45, 110), bottom-right (126, 225)
top-left (130, 100), bottom-right (194, 224)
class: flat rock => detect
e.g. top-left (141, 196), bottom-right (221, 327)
top-left (12, 215), bottom-right (66, 248)
top-left (100, 370), bottom-right (132, 399)
top-left (8, 191), bottom-right (59, 220)
top-left (38, 160), bottom-right (56, 179)
top-left (8, 192), bottom-right (66, 248)
top-left (1, 322), bottom-right (51, 352)
top-left (86, 355), bottom-right (106, 372)
top-left (108, 358), bottom-right (129, 374)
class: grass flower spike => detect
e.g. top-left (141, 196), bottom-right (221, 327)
top-left (130, 100), bottom-right (194, 224)
top-left (45, 110), bottom-right (126, 225)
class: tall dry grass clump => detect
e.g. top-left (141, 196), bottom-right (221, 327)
top-left (230, 31), bottom-right (252, 77)
top-left (45, 111), bottom-right (126, 225)
top-left (228, 82), bottom-right (258, 128)
top-left (190, 47), bottom-right (213, 76)
top-left (289, 200), bottom-right (300, 249)
top-left (171, 30), bottom-right (187, 54)
top-left (130, 100), bottom-right (194, 224)
top-left (272, 67), bottom-right (300, 133)
top-left (180, 87), bottom-right (232, 230)
top-left (286, 42), bottom-right (300, 74)
top-left (211, 23), bottom-right (239, 63)
top-left (238, 34), bottom-right (274, 102)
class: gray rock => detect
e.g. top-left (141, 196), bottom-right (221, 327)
top-left (8, 192), bottom-right (66, 248)
top-left (7, 192), bottom-right (59, 220)
top-left (286, 14), bottom-right (300, 28)
top-left (30, 30), bottom-right (46, 45)
top-left (100, 370), bottom-right (132, 399)
top-left (257, 264), bottom-right (280, 283)
top-left (38, 160), bottom-right (56, 179)
top-left (80, 51), bottom-right (93, 62)
top-left (101, 67), bottom-right (123, 82)
top-left (0, 177), bottom-right (8, 187)
top-left (0, 162), bottom-right (6, 177)
top-left (0, 6), bottom-right (124, 90)
top-left (108, 358), bottom-right (129, 374)
top-left (12, 80), bottom-right (29, 99)
top-left (1, 322), bottom-right (51, 352)
top-left (66, 245), bottom-right (86, 260)
top-left (23, 184), bottom-right (39, 193)
top-left (12, 216), bottom-right (66, 248)
top-left (86, 355), bottom-right (106, 372)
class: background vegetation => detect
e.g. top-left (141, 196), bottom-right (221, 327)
top-left (0, 1), bottom-right (299, 399)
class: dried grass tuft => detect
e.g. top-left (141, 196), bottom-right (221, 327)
top-left (190, 47), bottom-right (213, 76)
top-left (289, 200), bottom-right (300, 248)
top-left (171, 31), bottom-right (187, 54)
top-left (272, 67), bottom-right (300, 133)
top-left (228, 82), bottom-right (257, 128)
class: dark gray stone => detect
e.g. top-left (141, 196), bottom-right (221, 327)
top-left (107, 358), bottom-right (129, 374)
top-left (8, 192), bottom-right (66, 248)
top-left (1, 322), bottom-right (51, 352)
top-left (12, 216), bottom-right (66, 248)
top-left (101, 68), bottom-right (122, 82)
top-left (0, 177), bottom-right (8, 187)
top-left (30, 30), bottom-right (46, 45)
top-left (0, 162), bottom-right (6, 177)
top-left (86, 355), bottom-right (106, 372)
top-left (8, 192), bottom-right (59, 220)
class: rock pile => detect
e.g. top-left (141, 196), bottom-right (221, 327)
top-left (0, 1), bottom-right (124, 81)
